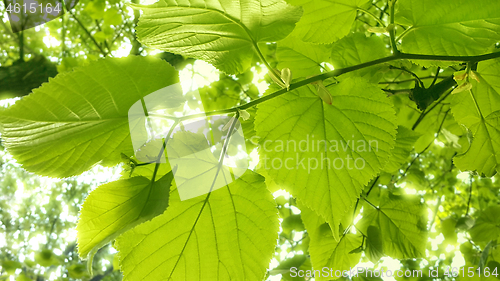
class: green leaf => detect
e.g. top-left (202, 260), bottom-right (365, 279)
top-left (397, 0), bottom-right (500, 56)
top-left (103, 8), bottom-right (123, 26)
top-left (255, 77), bottom-right (397, 240)
top-left (0, 57), bottom-right (179, 178)
top-left (16, 274), bottom-right (32, 281)
top-left (94, 31), bottom-right (112, 43)
top-left (454, 111), bottom-right (500, 177)
top-left (286, 0), bottom-right (370, 44)
top-left (276, 34), bottom-right (332, 78)
top-left (115, 171), bottom-right (278, 281)
top-left (330, 33), bottom-right (389, 82)
top-left (77, 172), bottom-right (174, 258)
top-left (479, 241), bottom-right (494, 270)
top-left (67, 263), bottom-right (89, 279)
top-left (365, 225), bottom-right (385, 263)
top-left (409, 75), bottom-right (457, 110)
top-left (300, 204), bottom-right (362, 280)
top-left (241, 106), bottom-right (258, 154)
top-left (439, 217), bottom-right (458, 243)
top-left (282, 214), bottom-right (306, 235)
top-left (0, 260), bottom-right (22, 275)
top-left (270, 255), bottom-right (308, 281)
top-left (470, 206), bottom-right (500, 243)
top-left (35, 249), bottom-right (60, 267)
top-left (456, 216), bottom-right (475, 231)
top-left (487, 261), bottom-right (500, 280)
top-left (358, 194), bottom-right (427, 259)
top-left (383, 126), bottom-right (421, 173)
top-left (84, 0), bottom-right (106, 20)
top-left (133, 0), bottom-right (302, 74)
top-left (451, 59), bottom-right (500, 177)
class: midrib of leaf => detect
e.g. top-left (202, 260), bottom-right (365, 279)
top-left (326, 232), bottom-right (347, 263)
top-left (224, 189), bottom-right (245, 273)
top-left (80, 71), bottom-right (121, 114)
top-left (207, 201), bottom-right (223, 279)
top-left (78, 171), bottom-right (175, 262)
top-left (9, 121), bottom-right (126, 171)
top-left (467, 87), bottom-right (490, 150)
top-left (321, 0), bottom-right (357, 9)
top-left (317, 100), bottom-right (378, 225)
top-left (163, 195), bottom-right (209, 280)
top-left (165, 32), bottom-right (248, 43)
top-left (319, 101), bottom-right (335, 221)
top-left (165, 117), bottom-right (239, 279)
top-left (50, 77), bottom-right (108, 118)
top-left (9, 120), bottom-right (125, 151)
top-left (143, 187), bottom-right (234, 280)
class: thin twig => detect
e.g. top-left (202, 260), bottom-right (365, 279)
top-left (389, 0), bottom-right (399, 54)
top-left (383, 88), bottom-right (412, 95)
top-left (379, 76), bottom-right (448, 85)
top-left (94, 19), bottom-right (112, 54)
top-left (389, 65), bottom-right (424, 87)
top-left (363, 198), bottom-right (379, 210)
top-left (67, 9), bottom-right (107, 56)
top-left (357, 7), bottom-right (386, 27)
top-left (400, 109), bottom-right (450, 180)
top-left (412, 89), bottom-right (453, 130)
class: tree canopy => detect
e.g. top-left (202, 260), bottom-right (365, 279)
top-left (1, 0), bottom-right (500, 280)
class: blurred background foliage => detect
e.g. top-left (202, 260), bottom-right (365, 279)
top-left (0, 147), bottom-right (122, 280)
